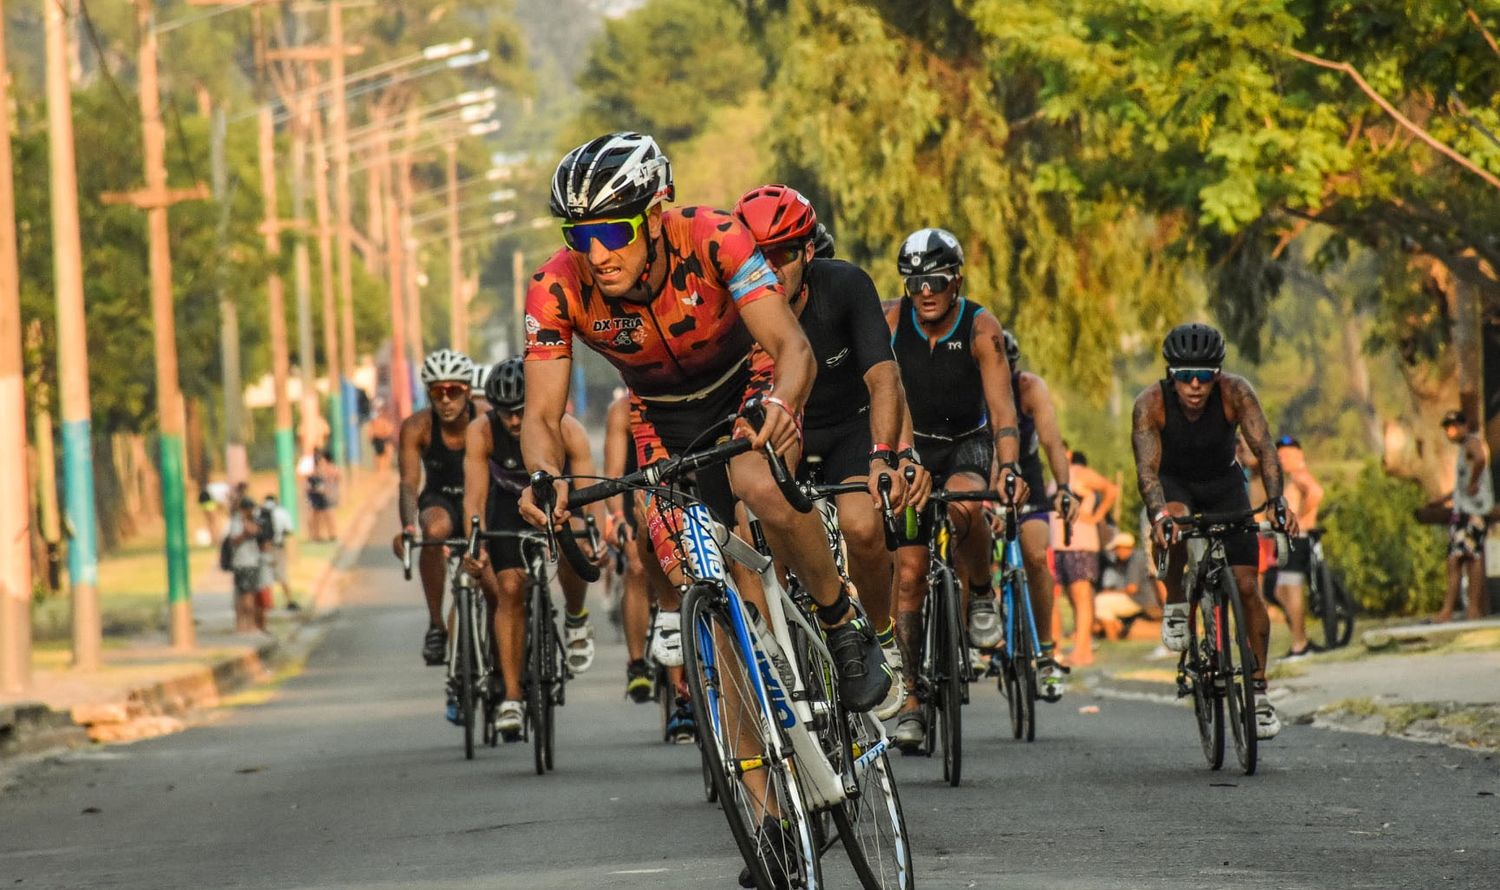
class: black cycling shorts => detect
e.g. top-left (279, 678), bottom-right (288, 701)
top-left (486, 489), bottom-right (532, 572)
top-left (917, 427), bottom-right (993, 488)
top-left (799, 412), bottom-right (872, 484)
top-left (1161, 472), bottom-right (1258, 567)
top-left (417, 489), bottom-right (463, 536)
top-left (630, 363), bottom-right (765, 526)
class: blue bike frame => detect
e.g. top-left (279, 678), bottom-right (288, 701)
top-left (996, 525), bottom-right (1043, 664)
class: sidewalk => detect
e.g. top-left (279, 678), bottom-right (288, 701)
top-left (0, 470), bottom-right (395, 759)
top-left (1083, 617), bottom-right (1500, 751)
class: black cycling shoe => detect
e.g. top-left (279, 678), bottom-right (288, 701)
top-left (422, 626), bottom-right (447, 666)
top-left (824, 615), bottom-right (893, 713)
top-left (625, 659), bottom-right (653, 704)
top-left (737, 815), bottom-right (796, 889)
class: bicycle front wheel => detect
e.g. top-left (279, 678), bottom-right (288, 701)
top-left (681, 584), bottom-right (820, 890)
top-left (1189, 596), bottom-right (1224, 770)
top-left (526, 579), bottom-right (551, 775)
top-left (1007, 575), bottom-right (1037, 743)
top-left (457, 589), bottom-right (477, 761)
top-left (933, 565), bottom-right (963, 786)
top-left (834, 711), bottom-right (915, 889)
top-left (1220, 572), bottom-right (1258, 776)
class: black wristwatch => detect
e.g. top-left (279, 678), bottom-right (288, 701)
top-left (869, 448), bottom-right (898, 468)
top-left (897, 446), bottom-right (922, 465)
top-left (998, 461), bottom-right (1023, 478)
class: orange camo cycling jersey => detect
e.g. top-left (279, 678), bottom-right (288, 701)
top-left (524, 207), bottom-right (781, 398)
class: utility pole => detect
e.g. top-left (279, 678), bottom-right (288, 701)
top-left (399, 107), bottom-right (424, 383)
top-left (47, 0), bottom-right (100, 669)
top-left (376, 115), bottom-right (412, 418)
top-left (512, 248), bottom-right (525, 358)
top-left (306, 91), bottom-right (344, 465)
top-left (1, 11), bottom-right (34, 693)
top-left (102, 1), bottom-right (210, 652)
top-left (446, 142), bottom-right (464, 353)
top-left (210, 107), bottom-right (248, 484)
top-left (329, 2), bottom-right (362, 460)
top-left (252, 9), bottom-right (297, 526)
top-left (290, 102), bottom-right (320, 478)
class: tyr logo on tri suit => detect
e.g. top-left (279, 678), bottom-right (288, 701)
top-left (946, 341), bottom-right (964, 351)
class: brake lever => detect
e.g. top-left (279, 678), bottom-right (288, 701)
top-left (529, 471), bottom-right (560, 560)
top-left (877, 473), bottom-right (898, 552)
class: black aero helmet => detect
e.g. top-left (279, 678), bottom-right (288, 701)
top-left (549, 132), bottom-right (675, 221)
top-left (897, 227), bottom-right (964, 276)
top-left (1162, 322), bottom-right (1226, 366)
top-left (485, 357), bottom-right (525, 409)
top-left (1002, 330), bottom-right (1021, 368)
top-left (811, 222), bottom-right (836, 259)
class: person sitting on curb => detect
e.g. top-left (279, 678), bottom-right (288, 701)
top-left (1095, 532), bottom-right (1157, 640)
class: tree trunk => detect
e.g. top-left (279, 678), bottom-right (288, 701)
top-left (1338, 301), bottom-right (1382, 452)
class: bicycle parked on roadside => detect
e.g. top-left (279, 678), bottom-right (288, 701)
top-left (1306, 528), bottom-right (1355, 649)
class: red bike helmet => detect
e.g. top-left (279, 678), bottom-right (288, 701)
top-left (733, 184), bottom-right (818, 247)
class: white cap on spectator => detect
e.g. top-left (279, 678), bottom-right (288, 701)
top-left (1108, 532), bottom-right (1136, 550)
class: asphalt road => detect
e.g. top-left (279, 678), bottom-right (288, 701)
top-left (3, 534), bottom-right (1497, 890)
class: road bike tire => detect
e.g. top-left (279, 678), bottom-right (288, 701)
top-left (934, 565), bottom-right (963, 787)
top-left (681, 583), bottom-right (821, 890)
top-left (1010, 572), bottom-right (1038, 743)
top-left (457, 588), bottom-right (477, 761)
top-left (1221, 571), bottom-right (1259, 776)
top-left (1190, 596), bottom-right (1224, 770)
top-left (834, 709), bottom-right (916, 889)
top-left (1331, 571), bottom-right (1356, 648)
top-left (545, 624), bottom-right (562, 772)
top-left (526, 579), bottom-right (548, 776)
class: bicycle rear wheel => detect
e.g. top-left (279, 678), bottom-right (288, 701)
top-left (933, 565), bottom-right (963, 786)
top-left (457, 588), bottom-right (477, 761)
top-left (1189, 596), bottom-right (1224, 770)
top-left (681, 584), bottom-right (820, 890)
top-left (1317, 563), bottom-right (1355, 649)
top-left (1221, 572), bottom-right (1258, 776)
top-left (834, 710), bottom-right (915, 889)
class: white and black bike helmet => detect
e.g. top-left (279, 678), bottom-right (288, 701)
top-left (897, 227), bottom-right (965, 276)
top-left (419, 348), bottom-right (475, 386)
top-left (550, 132), bottom-right (675, 222)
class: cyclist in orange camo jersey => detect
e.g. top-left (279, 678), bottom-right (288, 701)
top-left (519, 133), bottom-right (893, 730)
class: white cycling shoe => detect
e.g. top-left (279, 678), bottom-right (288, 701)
top-left (874, 638), bottom-right (907, 721)
top-left (650, 610), bottom-right (683, 667)
top-left (495, 699), bottom-right (524, 739)
top-left (565, 619), bottom-right (596, 673)
top-left (1161, 602), bottom-right (1190, 653)
top-left (1255, 696), bottom-right (1282, 740)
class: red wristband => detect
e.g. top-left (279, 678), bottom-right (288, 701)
top-left (763, 396), bottom-right (804, 441)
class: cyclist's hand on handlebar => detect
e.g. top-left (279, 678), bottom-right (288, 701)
top-left (997, 465), bottom-right (1030, 506)
top-left (1053, 487), bottom-right (1080, 523)
top-left (899, 459), bottom-right (931, 511)
top-left (1151, 504), bottom-right (1188, 550)
top-left (461, 547), bottom-right (490, 578)
top-left (739, 398), bottom-right (802, 459)
top-left (519, 478), bottom-right (571, 530)
top-left (392, 527), bottom-right (415, 559)
top-left (868, 460), bottom-right (906, 508)
top-left (1270, 496), bottom-right (1300, 537)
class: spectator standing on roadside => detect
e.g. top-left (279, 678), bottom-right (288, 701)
top-left (1272, 436), bottom-right (1324, 656)
top-left (1096, 532), bottom-right (1158, 640)
top-left (1440, 410), bottom-right (1492, 621)
top-left (1049, 450), bottom-right (1118, 667)
top-left (227, 497), bottom-right (269, 633)
top-left (260, 494), bottom-right (298, 612)
top-left (305, 449), bottom-right (339, 542)
top-left (369, 402), bottom-right (395, 474)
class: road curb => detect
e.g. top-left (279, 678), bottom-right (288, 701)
top-left (1, 479), bottom-right (391, 760)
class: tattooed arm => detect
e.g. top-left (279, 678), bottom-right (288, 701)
top-left (972, 311), bottom-right (1022, 468)
top-left (1221, 374), bottom-right (1283, 502)
top-left (1131, 386), bottom-right (1167, 516)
